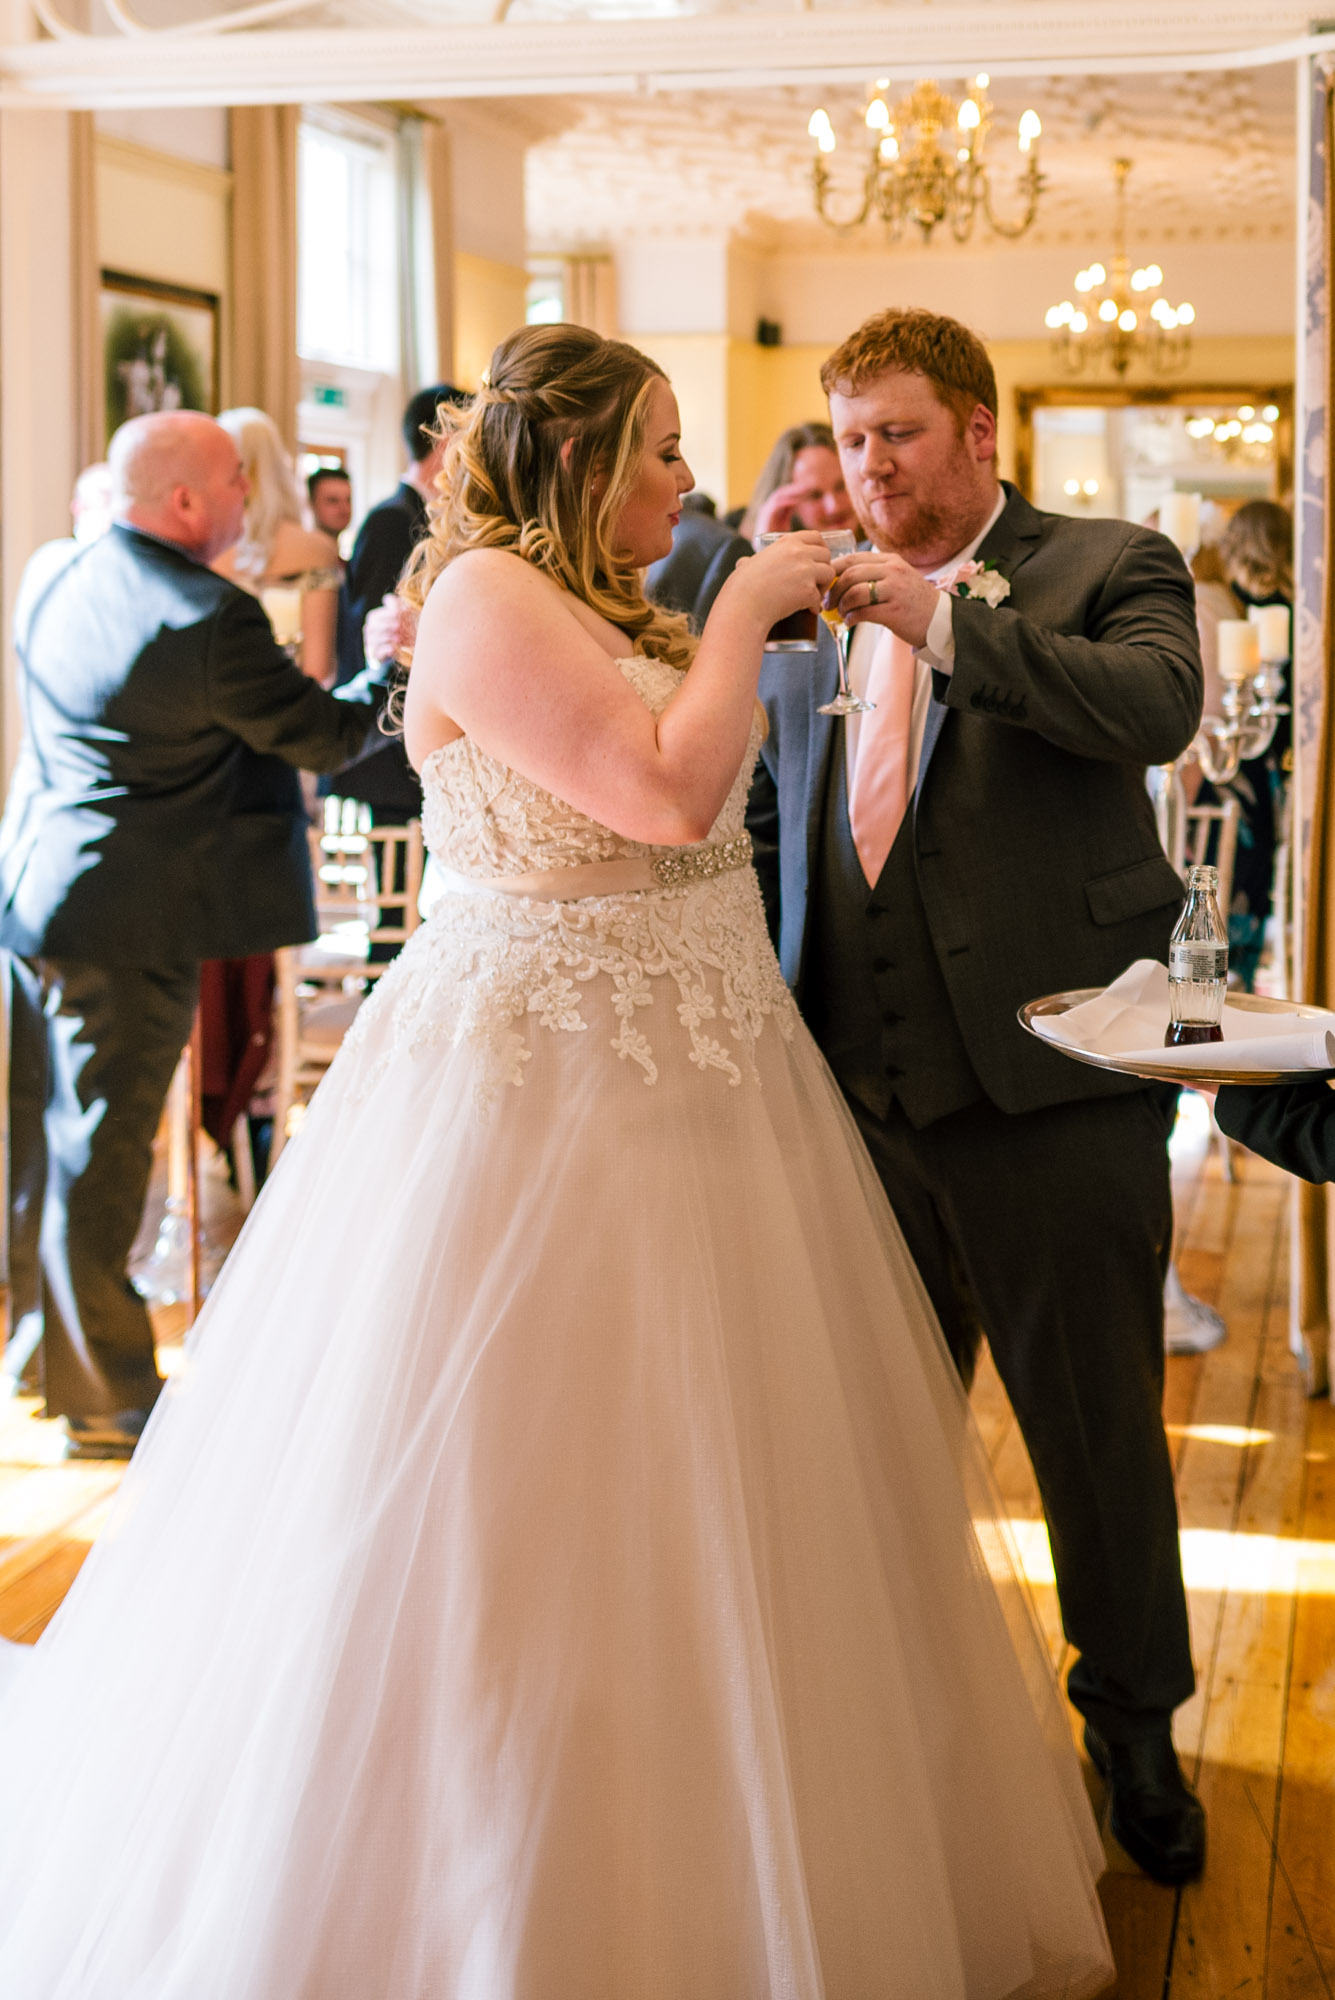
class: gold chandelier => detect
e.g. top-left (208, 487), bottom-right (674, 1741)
top-left (1045, 160), bottom-right (1195, 376)
top-left (807, 75), bottom-right (1042, 241)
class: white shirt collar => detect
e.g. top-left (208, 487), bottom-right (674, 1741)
top-left (924, 487), bottom-right (1007, 585)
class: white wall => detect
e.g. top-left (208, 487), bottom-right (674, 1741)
top-left (94, 107), bottom-right (229, 172)
top-left (616, 237), bottom-right (731, 336)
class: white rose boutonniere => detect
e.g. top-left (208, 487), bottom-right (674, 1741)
top-left (943, 560), bottom-right (1011, 608)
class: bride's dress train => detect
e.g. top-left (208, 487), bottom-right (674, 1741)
top-left (0, 658), bottom-right (1112, 1998)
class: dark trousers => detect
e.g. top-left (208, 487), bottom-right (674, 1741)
top-left (4, 955), bottom-right (200, 1421)
top-left (849, 1085), bottom-right (1195, 1744)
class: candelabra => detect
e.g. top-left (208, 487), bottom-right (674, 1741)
top-left (1190, 634), bottom-right (1289, 788)
top-left (1152, 592), bottom-right (1290, 875)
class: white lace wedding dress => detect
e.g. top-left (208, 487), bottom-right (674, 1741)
top-left (0, 656), bottom-right (1113, 1999)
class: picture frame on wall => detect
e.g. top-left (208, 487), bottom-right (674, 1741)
top-left (100, 270), bottom-right (220, 445)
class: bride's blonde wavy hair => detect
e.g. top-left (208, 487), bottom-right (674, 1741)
top-left (399, 324), bottom-right (696, 673)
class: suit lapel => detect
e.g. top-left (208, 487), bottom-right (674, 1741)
top-left (973, 480), bottom-right (1044, 582)
top-left (914, 482), bottom-right (1043, 796)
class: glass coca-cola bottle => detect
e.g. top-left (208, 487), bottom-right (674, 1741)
top-left (1165, 864), bottom-right (1228, 1047)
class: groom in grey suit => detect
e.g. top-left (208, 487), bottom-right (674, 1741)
top-left (747, 308), bottom-right (1207, 1883)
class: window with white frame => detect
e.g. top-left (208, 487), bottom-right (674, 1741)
top-left (298, 113), bottom-right (398, 373)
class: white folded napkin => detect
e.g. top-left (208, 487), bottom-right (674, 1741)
top-left (1031, 959), bottom-right (1335, 1074)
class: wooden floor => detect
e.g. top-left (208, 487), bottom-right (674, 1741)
top-left (0, 1102), bottom-right (1331, 1995)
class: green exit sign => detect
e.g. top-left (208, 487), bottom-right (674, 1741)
top-left (311, 384), bottom-right (347, 408)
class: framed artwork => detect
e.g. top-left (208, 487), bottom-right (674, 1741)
top-left (100, 270), bottom-right (220, 445)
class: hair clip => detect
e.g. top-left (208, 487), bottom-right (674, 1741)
top-left (479, 369), bottom-right (492, 388)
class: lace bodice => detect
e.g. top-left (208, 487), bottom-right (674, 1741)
top-left (340, 656), bottom-right (793, 1105)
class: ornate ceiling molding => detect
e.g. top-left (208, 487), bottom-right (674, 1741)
top-left (1, 1), bottom-right (1332, 109)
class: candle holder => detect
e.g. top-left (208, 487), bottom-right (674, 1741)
top-left (1189, 659), bottom-right (1289, 787)
top-left (1153, 611), bottom-right (1290, 874)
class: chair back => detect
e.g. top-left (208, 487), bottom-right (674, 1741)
top-left (309, 798), bottom-right (424, 977)
top-left (1183, 796), bottom-right (1240, 922)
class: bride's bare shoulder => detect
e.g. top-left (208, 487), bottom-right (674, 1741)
top-left (430, 546), bottom-right (554, 608)
top-left (421, 549), bottom-right (606, 661)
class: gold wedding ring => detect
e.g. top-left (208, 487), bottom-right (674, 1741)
top-left (869, 578), bottom-right (879, 605)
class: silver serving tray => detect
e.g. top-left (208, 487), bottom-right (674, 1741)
top-left (1018, 986), bottom-right (1335, 1087)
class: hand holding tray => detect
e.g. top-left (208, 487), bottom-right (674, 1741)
top-left (1020, 959), bottom-right (1335, 1088)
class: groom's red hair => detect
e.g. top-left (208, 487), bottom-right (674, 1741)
top-left (820, 309), bottom-right (997, 431)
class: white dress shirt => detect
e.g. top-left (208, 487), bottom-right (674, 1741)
top-left (844, 486), bottom-right (1007, 795)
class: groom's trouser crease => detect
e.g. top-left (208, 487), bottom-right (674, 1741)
top-left (849, 1086), bottom-right (1196, 1744)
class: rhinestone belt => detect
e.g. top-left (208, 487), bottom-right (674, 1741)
top-left (430, 830), bottom-right (754, 905)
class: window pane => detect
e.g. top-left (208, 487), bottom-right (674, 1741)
top-left (299, 118), bottom-right (398, 372)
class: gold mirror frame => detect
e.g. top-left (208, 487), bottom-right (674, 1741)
top-left (1014, 384), bottom-right (1294, 508)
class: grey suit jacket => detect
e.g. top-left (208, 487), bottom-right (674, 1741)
top-left (746, 483), bottom-right (1205, 1115)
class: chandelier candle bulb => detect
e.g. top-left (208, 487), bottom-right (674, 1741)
top-left (1159, 492), bottom-right (1201, 555)
top-left (1248, 604), bottom-right (1290, 662)
top-left (1217, 619), bottom-right (1262, 682)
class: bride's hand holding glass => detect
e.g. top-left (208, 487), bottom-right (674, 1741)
top-left (723, 530), bottom-right (835, 650)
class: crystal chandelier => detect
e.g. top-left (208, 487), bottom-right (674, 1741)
top-left (1045, 160), bottom-right (1195, 376)
top-left (807, 76), bottom-right (1042, 242)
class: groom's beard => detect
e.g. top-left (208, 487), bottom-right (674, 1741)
top-left (862, 489), bottom-right (971, 569)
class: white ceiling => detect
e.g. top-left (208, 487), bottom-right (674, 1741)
top-left (525, 60), bottom-right (1298, 254)
top-left (3, 0), bottom-right (1325, 110)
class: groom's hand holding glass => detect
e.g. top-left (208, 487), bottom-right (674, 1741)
top-left (827, 552), bottom-right (940, 651)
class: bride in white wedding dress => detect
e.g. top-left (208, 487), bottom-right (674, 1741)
top-left (0, 325), bottom-right (1113, 1999)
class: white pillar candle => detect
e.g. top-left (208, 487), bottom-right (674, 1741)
top-left (1248, 602), bottom-right (1291, 661)
top-left (1217, 618), bottom-right (1261, 681)
top-left (1159, 491), bottom-right (1202, 554)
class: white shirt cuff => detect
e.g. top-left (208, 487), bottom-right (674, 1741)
top-left (915, 590), bottom-right (955, 673)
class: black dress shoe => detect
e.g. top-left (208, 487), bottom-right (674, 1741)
top-left (63, 1408), bottom-right (150, 1460)
top-left (1084, 1724), bottom-right (1206, 1885)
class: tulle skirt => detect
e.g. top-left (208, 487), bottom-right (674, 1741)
top-left (0, 947), bottom-right (1112, 1998)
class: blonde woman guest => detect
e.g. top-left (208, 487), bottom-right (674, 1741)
top-left (0, 325), bottom-right (1111, 1999)
top-left (742, 420), bottom-right (859, 539)
top-left (214, 407), bottom-right (342, 684)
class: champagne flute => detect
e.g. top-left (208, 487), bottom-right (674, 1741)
top-left (815, 529), bottom-right (873, 717)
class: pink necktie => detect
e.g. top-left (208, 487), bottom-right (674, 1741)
top-left (847, 626), bottom-right (918, 887)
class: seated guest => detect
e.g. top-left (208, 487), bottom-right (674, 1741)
top-left (214, 407), bottom-right (342, 685)
top-left (0, 411), bottom-right (388, 1456)
top-left (646, 490), bottom-right (751, 633)
top-left (307, 464), bottom-right (353, 543)
top-left (741, 420), bottom-right (859, 539)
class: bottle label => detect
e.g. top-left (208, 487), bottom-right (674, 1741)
top-left (1168, 944), bottom-right (1228, 982)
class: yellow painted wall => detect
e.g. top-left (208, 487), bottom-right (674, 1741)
top-left (95, 134), bottom-right (233, 404)
top-left (625, 333), bottom-right (730, 512)
top-left (454, 251), bottom-right (528, 392)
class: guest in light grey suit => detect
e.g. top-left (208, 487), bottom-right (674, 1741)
top-left (746, 308), bottom-right (1207, 1885)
